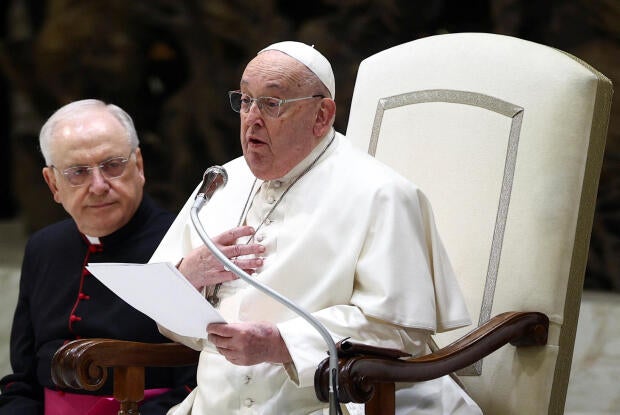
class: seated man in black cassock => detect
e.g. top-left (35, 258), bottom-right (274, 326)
top-left (0, 99), bottom-right (196, 415)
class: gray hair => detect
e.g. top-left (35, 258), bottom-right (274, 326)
top-left (39, 99), bottom-right (139, 166)
top-left (297, 65), bottom-right (335, 125)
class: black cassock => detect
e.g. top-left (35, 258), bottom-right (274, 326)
top-left (0, 195), bottom-right (197, 415)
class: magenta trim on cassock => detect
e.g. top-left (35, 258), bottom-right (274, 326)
top-left (44, 387), bottom-right (172, 415)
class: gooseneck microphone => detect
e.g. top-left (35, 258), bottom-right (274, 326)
top-left (190, 166), bottom-right (341, 415)
top-left (194, 165), bottom-right (228, 209)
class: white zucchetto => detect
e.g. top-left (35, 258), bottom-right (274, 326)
top-left (259, 41), bottom-right (335, 99)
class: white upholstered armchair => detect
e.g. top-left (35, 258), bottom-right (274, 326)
top-left (315, 32), bottom-right (613, 414)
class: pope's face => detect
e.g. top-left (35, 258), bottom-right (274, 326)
top-left (42, 108), bottom-right (145, 237)
top-left (238, 51), bottom-right (326, 180)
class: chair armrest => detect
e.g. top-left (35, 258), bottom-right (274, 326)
top-left (314, 311), bottom-right (549, 404)
top-left (52, 338), bottom-right (200, 391)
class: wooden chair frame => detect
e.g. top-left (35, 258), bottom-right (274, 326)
top-left (52, 339), bottom-right (199, 414)
top-left (52, 311), bottom-right (548, 414)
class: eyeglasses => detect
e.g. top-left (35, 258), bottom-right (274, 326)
top-left (51, 151), bottom-right (134, 187)
top-left (228, 90), bottom-right (324, 118)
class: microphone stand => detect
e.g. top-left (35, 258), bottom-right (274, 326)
top-left (190, 166), bottom-right (341, 415)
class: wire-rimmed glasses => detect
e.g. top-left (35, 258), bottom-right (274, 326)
top-left (228, 90), bottom-right (324, 118)
top-left (51, 150), bottom-right (135, 187)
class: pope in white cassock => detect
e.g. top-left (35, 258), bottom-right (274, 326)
top-left (150, 41), bottom-right (482, 415)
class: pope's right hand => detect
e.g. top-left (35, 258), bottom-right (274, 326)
top-left (178, 226), bottom-right (265, 290)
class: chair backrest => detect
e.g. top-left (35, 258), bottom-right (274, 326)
top-left (344, 32), bottom-right (612, 414)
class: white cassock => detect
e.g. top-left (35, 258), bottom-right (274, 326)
top-left (150, 130), bottom-right (482, 415)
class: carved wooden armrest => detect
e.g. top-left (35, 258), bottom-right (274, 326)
top-left (51, 338), bottom-right (199, 412)
top-left (314, 311), bottom-right (549, 404)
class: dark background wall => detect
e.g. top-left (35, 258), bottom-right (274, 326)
top-left (1, 0), bottom-right (618, 290)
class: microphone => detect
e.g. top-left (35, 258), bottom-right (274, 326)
top-left (193, 165), bottom-right (228, 210)
top-left (189, 166), bottom-right (342, 415)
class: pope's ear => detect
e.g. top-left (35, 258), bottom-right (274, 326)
top-left (42, 167), bottom-right (62, 203)
top-left (313, 98), bottom-right (336, 137)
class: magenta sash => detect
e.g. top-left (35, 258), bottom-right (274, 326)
top-left (44, 387), bottom-right (172, 415)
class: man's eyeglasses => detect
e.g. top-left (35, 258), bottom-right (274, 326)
top-left (51, 151), bottom-right (134, 187)
top-left (228, 90), bottom-right (324, 118)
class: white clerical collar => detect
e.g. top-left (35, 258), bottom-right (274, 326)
top-left (85, 235), bottom-right (101, 245)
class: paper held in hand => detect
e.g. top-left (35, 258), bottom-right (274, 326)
top-left (87, 262), bottom-right (225, 338)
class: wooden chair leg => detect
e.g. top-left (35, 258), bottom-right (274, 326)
top-left (114, 366), bottom-right (144, 414)
top-left (365, 382), bottom-right (395, 415)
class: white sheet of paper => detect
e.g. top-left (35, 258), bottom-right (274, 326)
top-left (87, 262), bottom-right (225, 339)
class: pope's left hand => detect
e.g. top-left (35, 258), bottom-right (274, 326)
top-left (207, 322), bottom-right (293, 366)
